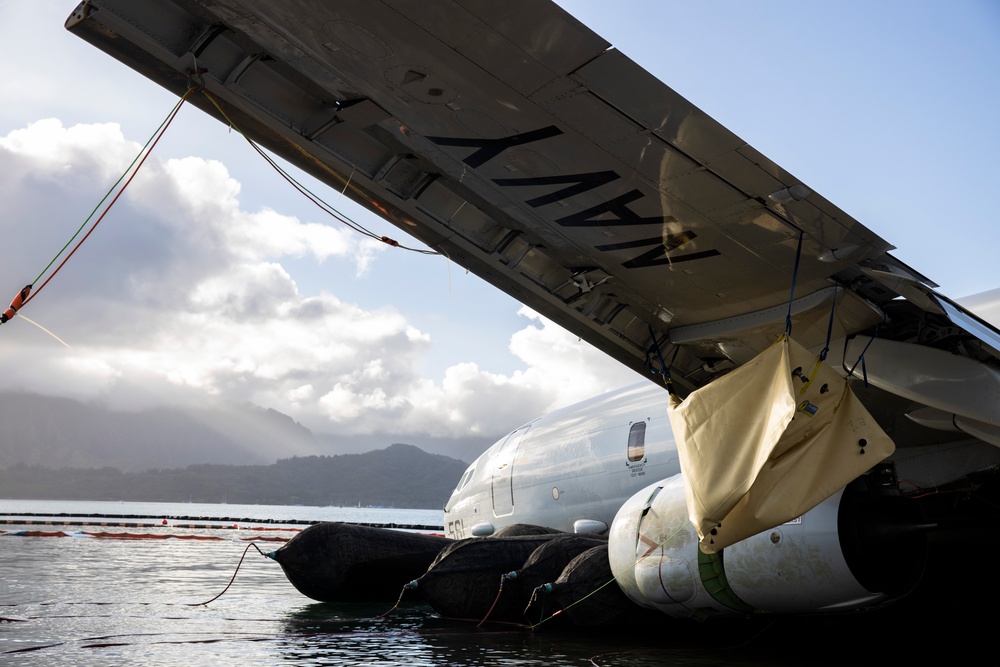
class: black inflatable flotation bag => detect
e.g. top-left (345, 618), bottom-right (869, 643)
top-left (271, 522), bottom-right (451, 602)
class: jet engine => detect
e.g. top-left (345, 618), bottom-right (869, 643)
top-left (608, 474), bottom-right (924, 618)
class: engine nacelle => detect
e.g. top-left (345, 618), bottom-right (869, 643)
top-left (609, 475), bottom-right (900, 618)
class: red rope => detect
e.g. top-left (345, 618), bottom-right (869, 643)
top-left (476, 574), bottom-right (508, 627)
top-left (22, 88), bottom-right (196, 309)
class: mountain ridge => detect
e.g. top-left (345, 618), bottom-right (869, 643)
top-left (0, 443), bottom-right (467, 509)
top-left (0, 392), bottom-right (497, 470)
top-left (0, 391), bottom-right (319, 470)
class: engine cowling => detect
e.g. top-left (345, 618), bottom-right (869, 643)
top-left (608, 475), bottom-right (919, 618)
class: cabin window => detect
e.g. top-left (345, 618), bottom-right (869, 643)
top-left (628, 421), bottom-right (646, 462)
top-left (455, 467), bottom-right (475, 492)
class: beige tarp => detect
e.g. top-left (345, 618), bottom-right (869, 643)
top-left (667, 336), bottom-right (894, 553)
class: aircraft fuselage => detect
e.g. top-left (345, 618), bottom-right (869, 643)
top-left (443, 381), bottom-right (677, 538)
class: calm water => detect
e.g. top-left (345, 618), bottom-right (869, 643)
top-left (0, 499), bottom-right (970, 665)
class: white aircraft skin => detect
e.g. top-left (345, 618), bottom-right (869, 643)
top-left (443, 381), bottom-right (677, 540)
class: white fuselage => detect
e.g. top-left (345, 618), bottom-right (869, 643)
top-left (443, 381), bottom-right (678, 539)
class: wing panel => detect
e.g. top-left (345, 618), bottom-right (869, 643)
top-left (574, 48), bottom-right (744, 163)
top-left (574, 47), bottom-right (892, 267)
top-left (389, 1), bottom-right (555, 98)
top-left (456, 0), bottom-right (610, 77)
top-left (392, 0), bottom-right (610, 95)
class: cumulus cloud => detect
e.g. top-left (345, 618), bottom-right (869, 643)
top-left (509, 308), bottom-right (640, 404)
top-left (0, 120), bottom-right (641, 444)
top-left (0, 118), bottom-right (137, 182)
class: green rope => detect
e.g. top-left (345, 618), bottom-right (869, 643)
top-left (31, 94), bottom-right (190, 286)
top-left (20, 89), bottom-right (196, 313)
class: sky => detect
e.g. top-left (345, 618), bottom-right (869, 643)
top-left (0, 1), bottom-right (998, 455)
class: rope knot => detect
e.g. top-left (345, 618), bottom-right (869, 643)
top-left (186, 67), bottom-right (207, 91)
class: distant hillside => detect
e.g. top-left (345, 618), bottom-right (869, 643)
top-left (0, 392), bottom-right (497, 470)
top-left (0, 444), bottom-right (467, 509)
top-left (313, 431), bottom-right (496, 463)
top-left (0, 392), bottom-right (319, 470)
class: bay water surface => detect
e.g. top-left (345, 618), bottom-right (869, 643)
top-left (0, 499), bottom-right (967, 665)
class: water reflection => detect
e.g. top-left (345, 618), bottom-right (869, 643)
top-left (272, 601), bottom-right (779, 667)
top-left (267, 585), bottom-right (987, 667)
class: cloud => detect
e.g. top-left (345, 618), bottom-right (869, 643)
top-left (0, 118), bottom-right (136, 181)
top-left (0, 119), bottom-right (641, 445)
top-left (509, 307), bottom-right (641, 404)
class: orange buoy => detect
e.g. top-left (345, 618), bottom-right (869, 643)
top-left (0, 284), bottom-right (32, 323)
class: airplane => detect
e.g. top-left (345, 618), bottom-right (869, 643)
top-left (66, 1), bottom-right (1000, 621)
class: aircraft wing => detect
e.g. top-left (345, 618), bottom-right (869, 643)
top-left (66, 1), bottom-right (1000, 433)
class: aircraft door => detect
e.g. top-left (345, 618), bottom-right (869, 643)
top-left (492, 425), bottom-right (529, 517)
